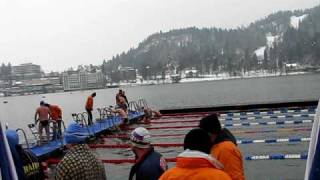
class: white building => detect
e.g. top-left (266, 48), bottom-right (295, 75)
top-left (12, 63), bottom-right (42, 80)
top-left (62, 71), bottom-right (104, 91)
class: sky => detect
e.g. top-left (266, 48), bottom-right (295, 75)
top-left (0, 0), bottom-right (319, 72)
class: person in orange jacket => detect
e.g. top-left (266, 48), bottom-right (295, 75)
top-left (85, 92), bottom-right (96, 125)
top-left (45, 103), bottom-right (63, 139)
top-left (159, 128), bottom-right (231, 180)
top-left (199, 114), bottom-right (245, 180)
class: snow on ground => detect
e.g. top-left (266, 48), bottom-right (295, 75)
top-left (118, 71), bottom-right (310, 87)
top-left (290, 14), bottom-right (308, 29)
top-left (254, 46), bottom-right (266, 59)
top-left (266, 35), bottom-right (279, 47)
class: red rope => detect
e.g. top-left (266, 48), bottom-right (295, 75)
top-left (89, 143), bottom-right (183, 149)
top-left (101, 158), bottom-right (177, 164)
top-left (102, 133), bottom-right (187, 139)
top-left (124, 125), bottom-right (197, 131)
top-left (149, 119), bottom-right (200, 124)
top-left (102, 127), bottom-right (311, 139)
top-left (161, 111), bottom-right (211, 117)
top-left (47, 157), bottom-right (177, 165)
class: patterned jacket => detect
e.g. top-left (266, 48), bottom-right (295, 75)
top-left (54, 144), bottom-right (106, 180)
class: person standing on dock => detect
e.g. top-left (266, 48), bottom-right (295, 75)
top-left (85, 92), bottom-right (96, 125)
top-left (199, 114), bottom-right (245, 180)
top-left (45, 103), bottom-right (63, 139)
top-left (159, 128), bottom-right (231, 180)
top-left (35, 101), bottom-right (50, 144)
top-left (116, 89), bottom-right (129, 106)
top-left (113, 89), bottom-right (129, 125)
top-left (129, 127), bottom-right (167, 180)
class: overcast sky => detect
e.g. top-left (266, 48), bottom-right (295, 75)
top-left (0, 0), bottom-right (318, 72)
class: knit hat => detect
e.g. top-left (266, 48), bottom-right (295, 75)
top-left (130, 127), bottom-right (151, 148)
top-left (184, 128), bottom-right (212, 154)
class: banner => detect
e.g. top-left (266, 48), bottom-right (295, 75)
top-left (305, 99), bottom-right (320, 180)
top-left (0, 120), bottom-right (18, 180)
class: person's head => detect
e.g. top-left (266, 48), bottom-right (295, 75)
top-left (199, 113), bottom-right (221, 143)
top-left (40, 101), bottom-right (45, 106)
top-left (119, 89), bottom-right (123, 95)
top-left (184, 128), bottom-right (212, 154)
top-left (44, 103), bottom-right (50, 108)
top-left (130, 127), bottom-right (151, 155)
top-left (91, 92), bottom-right (96, 97)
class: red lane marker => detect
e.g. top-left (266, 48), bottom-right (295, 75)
top-left (47, 158), bottom-right (177, 165)
top-left (102, 158), bottom-right (177, 164)
top-left (102, 133), bottom-right (186, 139)
top-left (149, 119), bottom-right (200, 124)
top-left (161, 114), bottom-right (206, 119)
top-left (89, 143), bottom-right (183, 149)
top-left (102, 128), bottom-right (311, 139)
top-left (161, 111), bottom-right (211, 117)
top-left (124, 125), bottom-right (197, 131)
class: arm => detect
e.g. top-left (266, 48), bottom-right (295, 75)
top-left (34, 110), bottom-right (39, 124)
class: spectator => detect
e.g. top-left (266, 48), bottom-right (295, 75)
top-left (54, 129), bottom-right (106, 180)
top-left (6, 129), bottom-right (46, 180)
top-left (159, 128), bottom-right (231, 180)
top-left (129, 127), bottom-right (167, 180)
top-left (199, 114), bottom-right (245, 180)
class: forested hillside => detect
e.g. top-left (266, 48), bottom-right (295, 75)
top-left (102, 5), bottom-right (320, 78)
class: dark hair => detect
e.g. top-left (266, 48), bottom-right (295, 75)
top-left (199, 113), bottom-right (221, 134)
top-left (92, 92), bottom-right (96, 97)
top-left (184, 128), bottom-right (211, 154)
top-left (44, 103), bottom-right (50, 107)
top-left (40, 101), bottom-right (45, 105)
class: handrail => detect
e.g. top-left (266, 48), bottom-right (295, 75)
top-left (16, 128), bottom-right (30, 149)
top-left (128, 101), bottom-right (140, 112)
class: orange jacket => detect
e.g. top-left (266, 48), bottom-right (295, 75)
top-left (49, 105), bottom-right (62, 121)
top-left (160, 150), bottom-right (231, 180)
top-left (211, 141), bottom-right (245, 180)
top-left (86, 96), bottom-right (94, 110)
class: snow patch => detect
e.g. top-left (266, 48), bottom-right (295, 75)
top-left (290, 14), bottom-right (308, 29)
top-left (254, 46), bottom-right (266, 59)
top-left (266, 35), bottom-right (279, 47)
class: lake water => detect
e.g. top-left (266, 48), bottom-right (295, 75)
top-left (0, 73), bottom-right (319, 180)
top-left (1, 73), bottom-right (319, 130)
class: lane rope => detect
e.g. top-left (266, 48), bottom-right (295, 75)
top-left (147, 114), bottom-right (315, 124)
top-left (47, 153), bottom-right (308, 165)
top-left (92, 137), bottom-right (310, 149)
top-left (102, 127), bottom-right (312, 139)
top-left (125, 119), bottom-right (313, 130)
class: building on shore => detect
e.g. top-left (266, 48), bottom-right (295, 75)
top-left (12, 63), bottom-right (42, 80)
top-left (62, 70), bottom-right (104, 91)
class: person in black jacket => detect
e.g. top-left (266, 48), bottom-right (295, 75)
top-left (6, 129), bottom-right (45, 180)
top-left (129, 127), bottom-right (167, 180)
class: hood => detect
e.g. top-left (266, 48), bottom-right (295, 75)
top-left (213, 128), bottom-right (237, 145)
top-left (176, 150), bottom-right (224, 169)
top-left (6, 129), bottom-right (19, 148)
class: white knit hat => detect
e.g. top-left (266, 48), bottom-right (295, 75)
top-left (130, 127), bottom-right (151, 148)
